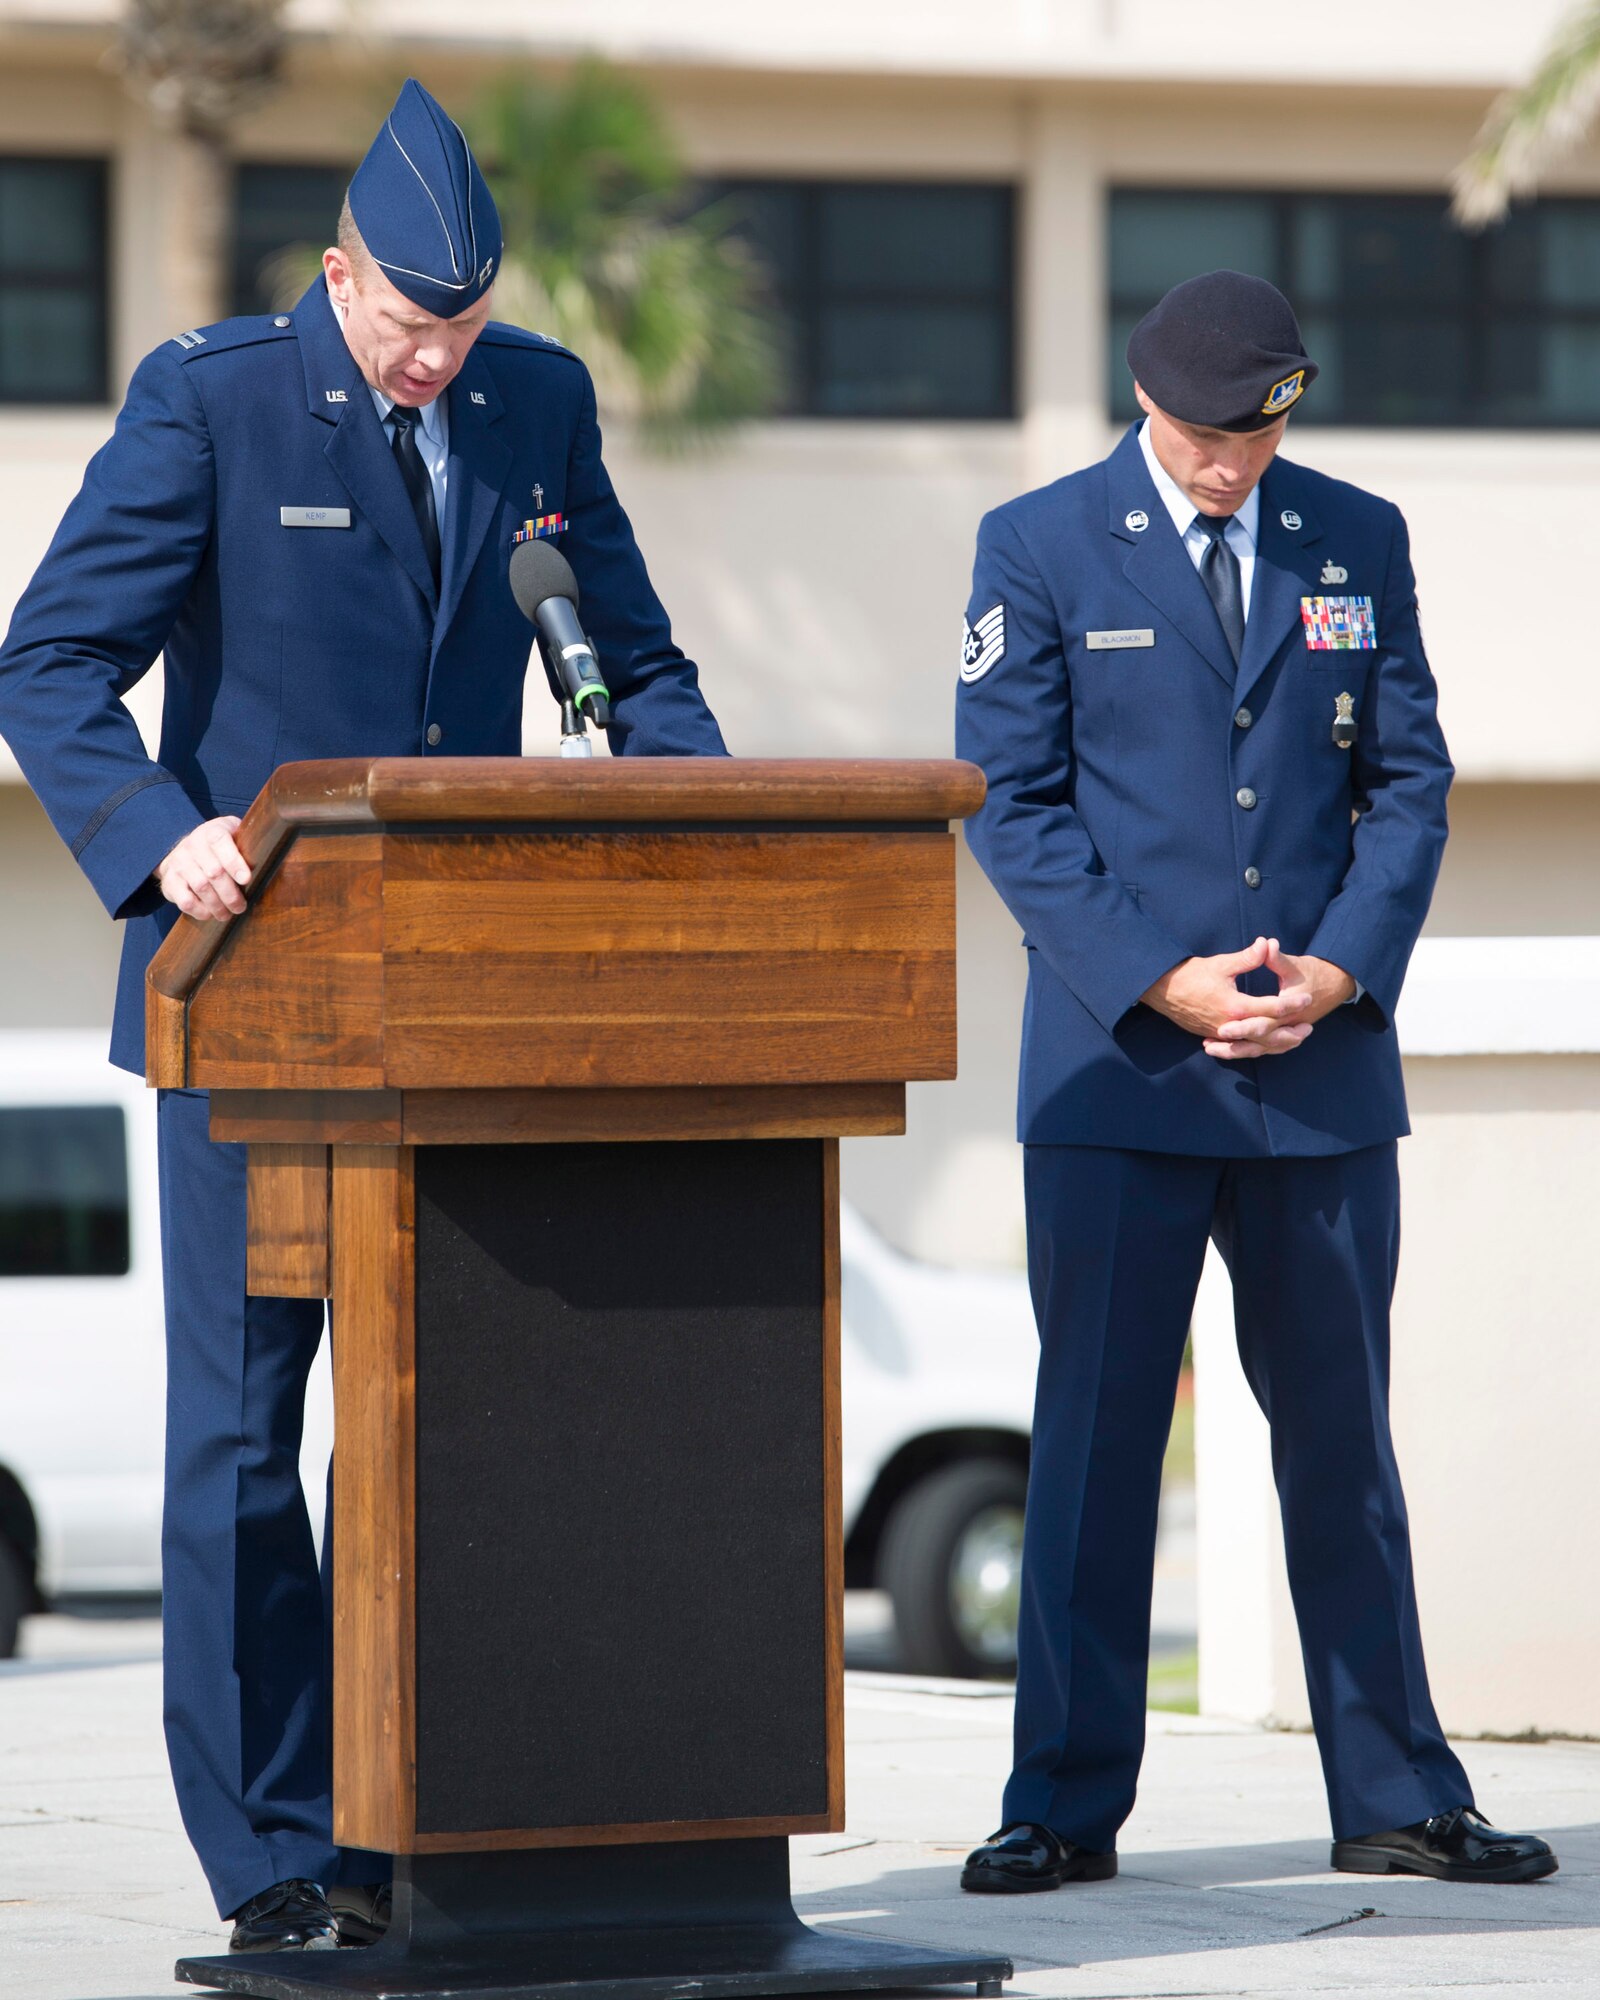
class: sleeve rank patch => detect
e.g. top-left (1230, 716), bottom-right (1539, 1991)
top-left (960, 603), bottom-right (1005, 683)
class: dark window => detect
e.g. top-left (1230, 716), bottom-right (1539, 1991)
top-left (0, 157), bottom-right (109, 405)
top-left (1109, 187), bottom-right (1600, 428)
top-left (231, 162), bottom-right (349, 316)
top-left (712, 180), bottom-right (1016, 419)
top-left (0, 1106), bottom-right (130, 1278)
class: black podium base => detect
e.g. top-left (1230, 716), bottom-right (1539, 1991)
top-left (175, 1840), bottom-right (1011, 2000)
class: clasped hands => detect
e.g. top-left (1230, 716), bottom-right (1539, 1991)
top-left (1142, 937), bottom-right (1356, 1061)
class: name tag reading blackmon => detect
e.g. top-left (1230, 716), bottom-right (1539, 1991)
top-left (1085, 629), bottom-right (1156, 651)
top-left (279, 506), bottom-right (352, 528)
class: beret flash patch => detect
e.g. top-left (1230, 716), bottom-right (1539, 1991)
top-left (960, 604), bottom-right (1005, 683)
top-left (1261, 369), bottom-right (1305, 416)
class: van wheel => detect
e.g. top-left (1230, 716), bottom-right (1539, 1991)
top-left (880, 1459), bottom-right (1027, 1680)
top-left (0, 1535), bottom-right (27, 1659)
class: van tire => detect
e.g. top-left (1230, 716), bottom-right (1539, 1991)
top-left (880, 1458), bottom-right (1027, 1680)
top-left (0, 1534), bottom-right (27, 1659)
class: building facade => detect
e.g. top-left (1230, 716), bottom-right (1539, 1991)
top-left (1, 0), bottom-right (1598, 1266)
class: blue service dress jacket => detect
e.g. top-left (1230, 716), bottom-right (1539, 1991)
top-left (956, 425), bottom-right (1453, 1158)
top-left (0, 277), bottom-right (726, 1074)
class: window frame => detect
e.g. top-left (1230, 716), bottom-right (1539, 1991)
top-left (1107, 182), bottom-right (1600, 431)
top-left (0, 153), bottom-right (111, 408)
top-left (230, 159), bottom-right (351, 320)
top-left (712, 175), bottom-right (1020, 423)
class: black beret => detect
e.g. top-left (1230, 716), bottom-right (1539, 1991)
top-left (1127, 270), bottom-right (1317, 432)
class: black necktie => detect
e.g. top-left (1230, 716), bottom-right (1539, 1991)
top-left (390, 408), bottom-right (441, 589)
top-left (1193, 512), bottom-right (1245, 669)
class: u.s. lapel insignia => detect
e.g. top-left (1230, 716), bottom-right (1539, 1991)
top-left (324, 388), bottom-right (347, 403)
top-left (469, 389), bottom-right (486, 405)
top-left (1125, 509), bottom-right (1149, 533)
top-left (1320, 561), bottom-right (1348, 585)
top-left (1280, 508), bottom-right (1303, 532)
top-left (1262, 369), bottom-right (1305, 416)
top-left (960, 604), bottom-right (1005, 682)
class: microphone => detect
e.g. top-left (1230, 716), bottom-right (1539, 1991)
top-left (508, 539), bottom-right (611, 731)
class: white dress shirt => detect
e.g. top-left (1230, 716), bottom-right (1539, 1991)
top-left (329, 292), bottom-right (450, 526)
top-left (1137, 418), bottom-right (1258, 618)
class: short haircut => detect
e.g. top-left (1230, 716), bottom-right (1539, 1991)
top-left (336, 194), bottom-right (374, 281)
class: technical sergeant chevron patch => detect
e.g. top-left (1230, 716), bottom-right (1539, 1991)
top-left (960, 603), bottom-right (1005, 683)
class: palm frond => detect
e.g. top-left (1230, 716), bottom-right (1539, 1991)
top-left (464, 64), bottom-right (781, 449)
top-left (113, 0), bottom-right (289, 136)
top-left (1454, 0), bottom-right (1600, 227)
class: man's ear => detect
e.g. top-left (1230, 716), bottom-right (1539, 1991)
top-left (1132, 381), bottom-right (1154, 417)
top-left (323, 246), bottom-right (353, 303)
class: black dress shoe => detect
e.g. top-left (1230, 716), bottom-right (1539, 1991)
top-left (228, 1879), bottom-right (340, 1952)
top-left (1333, 1806), bottom-right (1558, 1884)
top-left (961, 1822), bottom-right (1117, 1894)
top-left (328, 1881), bottom-right (393, 1947)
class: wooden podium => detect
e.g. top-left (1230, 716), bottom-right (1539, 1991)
top-left (147, 757), bottom-right (1009, 2000)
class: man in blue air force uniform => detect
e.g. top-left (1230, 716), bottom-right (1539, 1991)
top-left (956, 273), bottom-right (1554, 1893)
top-left (0, 81), bottom-right (724, 1952)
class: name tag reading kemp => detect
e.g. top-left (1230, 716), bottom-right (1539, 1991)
top-left (279, 506), bottom-right (351, 528)
top-left (1085, 628), bottom-right (1155, 650)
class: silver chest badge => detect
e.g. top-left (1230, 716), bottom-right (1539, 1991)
top-left (1321, 561), bottom-right (1348, 585)
top-left (1125, 509), bottom-right (1149, 533)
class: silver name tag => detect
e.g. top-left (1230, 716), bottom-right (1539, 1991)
top-left (1085, 628), bottom-right (1155, 650)
top-left (279, 506), bottom-right (351, 528)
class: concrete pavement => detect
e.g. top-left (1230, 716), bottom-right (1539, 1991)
top-left (1, 1648), bottom-right (1594, 1999)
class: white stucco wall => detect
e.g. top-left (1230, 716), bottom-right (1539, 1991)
top-left (1197, 939), bottom-right (1600, 1742)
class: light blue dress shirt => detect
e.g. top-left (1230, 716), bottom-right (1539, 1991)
top-left (1137, 418), bottom-right (1258, 615)
top-left (329, 292), bottom-right (449, 526)
top-left (365, 381), bottom-right (449, 529)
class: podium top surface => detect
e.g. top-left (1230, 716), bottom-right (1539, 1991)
top-left (238, 756), bottom-right (985, 832)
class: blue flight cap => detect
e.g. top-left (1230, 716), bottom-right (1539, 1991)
top-left (1127, 271), bottom-right (1318, 432)
top-left (347, 78), bottom-right (502, 319)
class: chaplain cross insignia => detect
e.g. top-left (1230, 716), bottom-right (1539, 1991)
top-left (532, 484), bottom-right (544, 508)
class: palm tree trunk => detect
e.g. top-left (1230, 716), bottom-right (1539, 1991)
top-left (160, 122), bottom-right (229, 332)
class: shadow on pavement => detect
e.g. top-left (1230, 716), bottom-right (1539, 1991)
top-left (795, 1824), bottom-right (1600, 1970)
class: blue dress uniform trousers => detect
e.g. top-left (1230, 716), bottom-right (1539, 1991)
top-left (957, 426), bottom-right (1463, 1846)
top-left (1007, 1143), bottom-right (1471, 1850)
top-left (157, 1088), bottom-right (387, 1918)
top-left (0, 279), bottom-right (727, 1916)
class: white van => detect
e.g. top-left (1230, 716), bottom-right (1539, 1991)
top-left (0, 1033), bottom-right (169, 1643)
top-left (0, 1030), bottom-right (1039, 1676)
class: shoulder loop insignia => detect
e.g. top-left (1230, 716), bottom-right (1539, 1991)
top-left (960, 604), bottom-right (1006, 683)
top-left (172, 329), bottom-right (207, 351)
